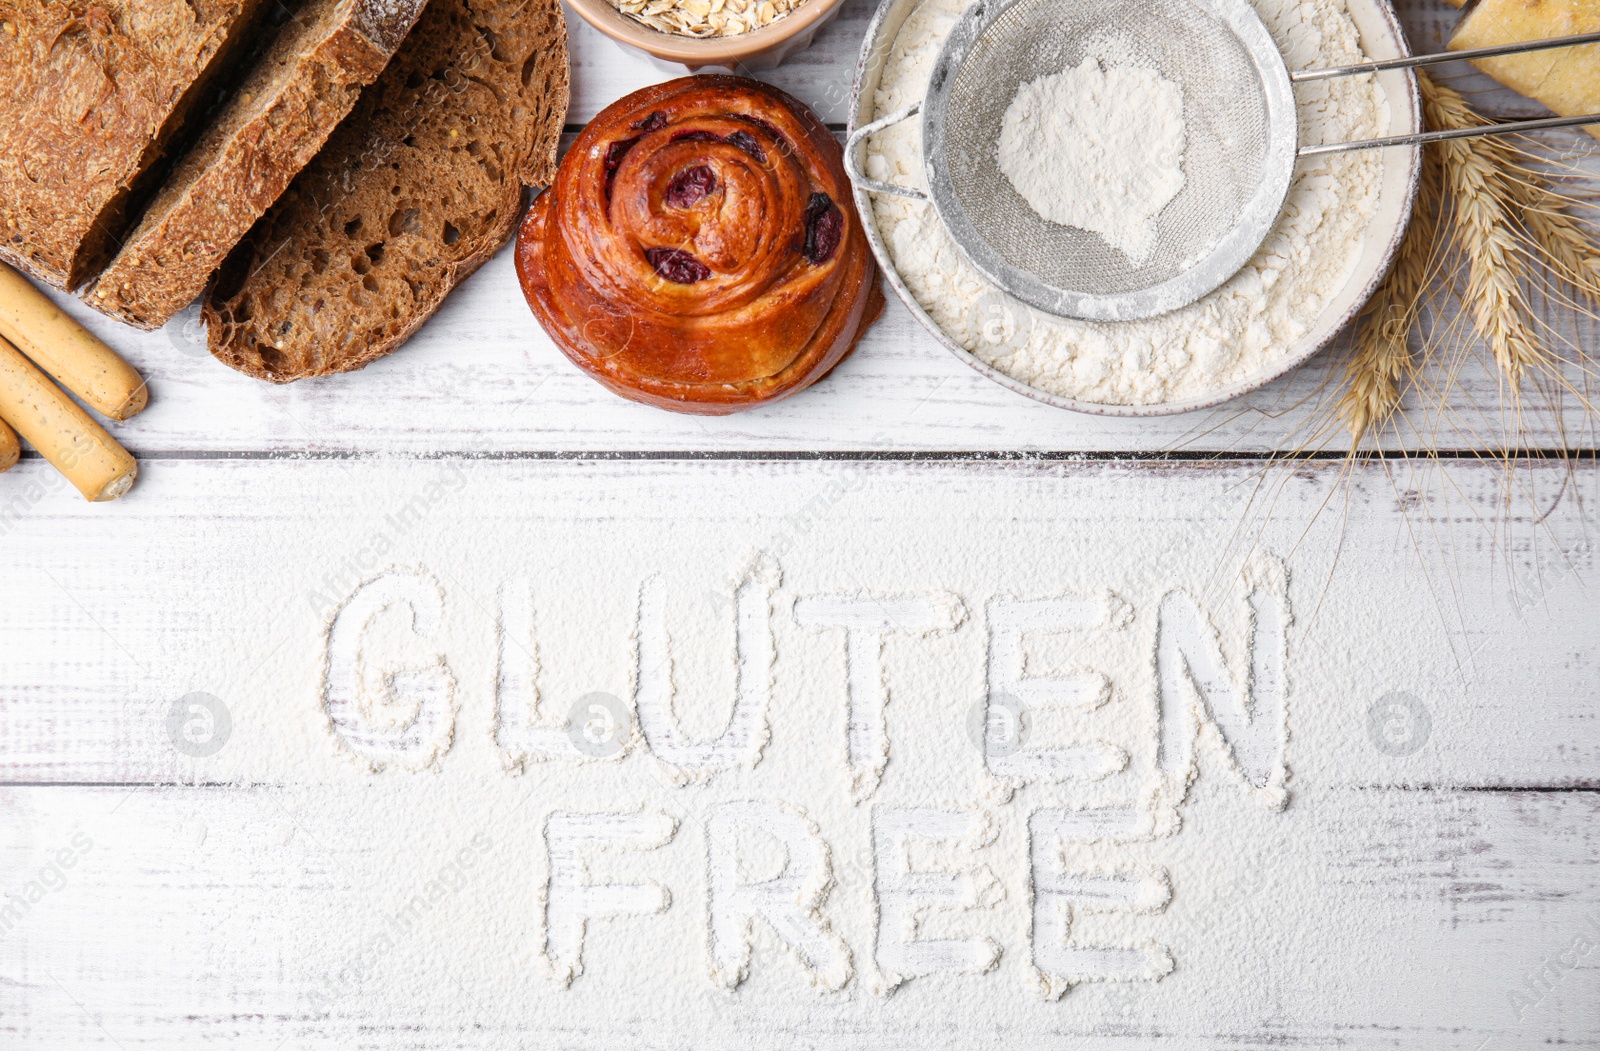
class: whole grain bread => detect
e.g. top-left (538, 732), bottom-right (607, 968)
top-left (90, 0), bottom-right (430, 329)
top-left (0, 0), bottom-right (270, 290)
top-left (203, 0), bottom-right (569, 381)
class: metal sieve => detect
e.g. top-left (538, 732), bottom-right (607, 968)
top-left (844, 0), bottom-right (1600, 323)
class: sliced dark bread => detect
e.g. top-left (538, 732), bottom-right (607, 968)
top-left (202, 0), bottom-right (569, 381)
top-left (90, 0), bottom-right (429, 330)
top-left (0, 0), bottom-right (270, 290)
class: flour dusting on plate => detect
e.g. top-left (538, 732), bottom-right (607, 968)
top-left (866, 0), bottom-right (1390, 406)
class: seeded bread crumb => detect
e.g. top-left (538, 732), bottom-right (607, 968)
top-left (203, 0), bottom-right (569, 381)
top-left (0, 0), bottom-right (269, 290)
top-left (91, 0), bottom-right (429, 330)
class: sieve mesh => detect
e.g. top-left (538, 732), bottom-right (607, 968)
top-left (922, 0), bottom-right (1295, 320)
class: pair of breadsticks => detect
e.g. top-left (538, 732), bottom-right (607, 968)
top-left (0, 262), bottom-right (145, 501)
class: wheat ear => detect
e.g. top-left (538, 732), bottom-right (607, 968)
top-left (1340, 144), bottom-right (1443, 442)
top-left (1422, 72), bottom-right (1547, 385)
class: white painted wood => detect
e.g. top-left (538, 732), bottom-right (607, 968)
top-left (2, 457), bottom-right (1598, 1047)
top-left (40, 246), bottom-right (1600, 457)
top-left (3, 6), bottom-right (1596, 1041)
top-left (0, 783), bottom-right (1594, 1048)
top-left (2, 456), bottom-right (1596, 784)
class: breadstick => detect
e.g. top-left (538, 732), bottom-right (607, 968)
top-left (0, 334), bottom-right (137, 501)
top-left (0, 262), bottom-right (148, 420)
top-left (0, 417), bottom-right (17, 473)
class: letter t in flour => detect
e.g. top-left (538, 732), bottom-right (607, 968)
top-left (543, 810), bottom-right (677, 985)
top-left (793, 593), bottom-right (966, 801)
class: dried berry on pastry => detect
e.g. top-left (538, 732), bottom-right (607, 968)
top-left (516, 75), bottom-right (884, 414)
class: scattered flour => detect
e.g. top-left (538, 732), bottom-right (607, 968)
top-left (997, 57), bottom-right (1187, 265)
top-left (866, 0), bottom-right (1390, 405)
top-left (4, 458), bottom-right (1538, 1044)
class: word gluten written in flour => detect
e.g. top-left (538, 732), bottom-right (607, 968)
top-left (319, 557), bottom-right (1289, 997)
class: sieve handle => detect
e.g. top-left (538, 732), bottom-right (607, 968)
top-left (1290, 30), bottom-right (1600, 82)
top-left (844, 103), bottom-right (928, 201)
top-left (1301, 110), bottom-right (1600, 157)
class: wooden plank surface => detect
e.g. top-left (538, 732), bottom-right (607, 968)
top-left (4, 0), bottom-right (1600, 1046)
top-left (2, 457), bottom-right (1598, 1047)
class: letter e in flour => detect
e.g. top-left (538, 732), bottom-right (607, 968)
top-left (1029, 808), bottom-right (1172, 998)
top-left (873, 807), bottom-right (1001, 988)
top-left (983, 595), bottom-right (1129, 783)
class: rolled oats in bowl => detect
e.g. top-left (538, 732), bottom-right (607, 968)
top-left (612, 0), bottom-right (806, 37)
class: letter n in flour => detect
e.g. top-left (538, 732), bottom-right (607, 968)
top-left (1155, 556), bottom-right (1290, 810)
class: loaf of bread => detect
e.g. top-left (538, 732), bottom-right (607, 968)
top-left (0, 0), bottom-right (269, 290)
top-left (1449, 0), bottom-right (1600, 142)
top-left (516, 77), bottom-right (885, 414)
top-left (203, 0), bottom-right (570, 380)
top-left (89, 0), bottom-right (429, 330)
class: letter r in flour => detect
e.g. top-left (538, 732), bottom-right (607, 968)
top-left (706, 801), bottom-right (852, 991)
top-left (543, 810), bottom-right (677, 985)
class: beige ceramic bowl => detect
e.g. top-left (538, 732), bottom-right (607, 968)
top-left (566, 0), bottom-right (848, 71)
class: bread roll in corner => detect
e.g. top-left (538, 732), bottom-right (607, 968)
top-left (1449, 0), bottom-right (1600, 142)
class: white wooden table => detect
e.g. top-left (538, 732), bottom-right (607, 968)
top-left (3, 1), bottom-right (1597, 1047)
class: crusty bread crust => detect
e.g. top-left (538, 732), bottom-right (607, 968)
top-left (202, 0), bottom-right (570, 381)
top-left (0, 0), bottom-right (269, 290)
top-left (91, 0), bottom-right (430, 330)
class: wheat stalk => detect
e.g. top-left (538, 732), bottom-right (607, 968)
top-left (1339, 144), bottom-right (1443, 442)
top-left (1422, 72), bottom-right (1548, 386)
top-left (1514, 183), bottom-right (1600, 305)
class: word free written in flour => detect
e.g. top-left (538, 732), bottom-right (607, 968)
top-left (312, 555), bottom-right (1289, 999)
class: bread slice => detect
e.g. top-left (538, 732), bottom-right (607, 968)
top-left (89, 0), bottom-right (429, 329)
top-left (203, 0), bottom-right (569, 380)
top-left (0, 0), bottom-right (270, 290)
top-left (1450, 0), bottom-right (1600, 142)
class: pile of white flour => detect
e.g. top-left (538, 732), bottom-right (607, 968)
top-left (866, 0), bottom-right (1390, 405)
top-left (998, 57), bottom-right (1188, 266)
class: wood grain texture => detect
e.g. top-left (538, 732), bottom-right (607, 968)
top-left (2, 2), bottom-right (1599, 1044)
top-left (2, 456), bottom-right (1596, 787)
top-left (1, 457), bottom-right (1597, 1048)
